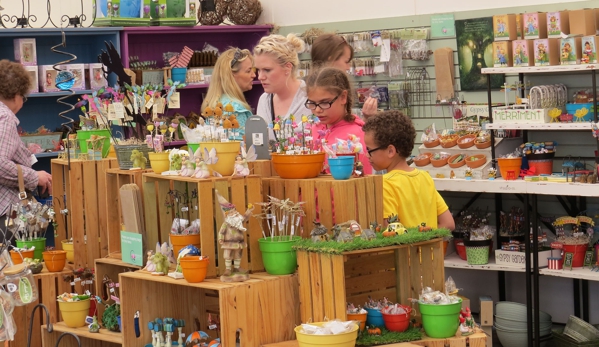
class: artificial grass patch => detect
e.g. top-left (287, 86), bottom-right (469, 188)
top-left (356, 327), bottom-right (422, 346)
top-left (293, 228), bottom-right (451, 254)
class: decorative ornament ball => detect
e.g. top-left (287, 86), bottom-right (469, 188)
top-left (226, 0), bottom-right (262, 25)
top-left (179, 244), bottom-right (201, 257)
top-left (197, 0), bottom-right (228, 25)
top-left (55, 70), bottom-right (75, 91)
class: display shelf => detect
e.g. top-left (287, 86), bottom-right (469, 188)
top-left (482, 65), bottom-right (599, 74)
top-left (444, 253), bottom-right (526, 272)
top-left (540, 267), bottom-right (599, 281)
top-left (35, 152), bottom-right (61, 158)
top-left (42, 322), bottom-right (123, 345)
top-left (485, 123), bottom-right (592, 130)
top-left (29, 89), bottom-right (96, 98)
top-left (415, 158), bottom-right (494, 180)
top-left (183, 80), bottom-right (262, 89)
top-left (434, 178), bottom-right (599, 197)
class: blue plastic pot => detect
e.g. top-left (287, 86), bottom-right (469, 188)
top-left (365, 307), bottom-right (384, 327)
top-left (171, 67), bottom-right (187, 83)
top-left (329, 156), bottom-right (354, 180)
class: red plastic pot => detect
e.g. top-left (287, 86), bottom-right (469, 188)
top-left (454, 239), bottom-right (467, 260)
top-left (382, 307), bottom-right (411, 332)
top-left (562, 244), bottom-right (589, 268)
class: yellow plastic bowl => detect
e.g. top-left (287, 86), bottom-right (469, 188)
top-left (189, 142), bottom-right (241, 176)
top-left (295, 322), bottom-right (358, 347)
top-left (149, 152), bottom-right (170, 174)
top-left (58, 299), bottom-right (91, 328)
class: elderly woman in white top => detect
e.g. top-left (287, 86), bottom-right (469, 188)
top-left (254, 34), bottom-right (312, 140)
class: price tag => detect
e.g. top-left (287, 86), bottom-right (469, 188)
top-left (168, 92), bottom-right (181, 109)
top-left (145, 97), bottom-right (154, 111)
top-left (252, 133), bottom-right (263, 146)
top-left (113, 102), bottom-right (125, 119)
top-left (107, 104), bottom-right (117, 121)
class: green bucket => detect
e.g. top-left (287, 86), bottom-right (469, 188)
top-left (258, 236), bottom-right (300, 275)
top-left (76, 130), bottom-right (112, 158)
top-left (16, 238), bottom-right (46, 260)
top-left (419, 299), bottom-right (462, 338)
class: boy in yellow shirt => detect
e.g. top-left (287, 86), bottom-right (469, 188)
top-left (363, 111), bottom-right (455, 230)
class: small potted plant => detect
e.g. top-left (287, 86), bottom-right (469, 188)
top-left (23, 257), bottom-right (43, 274)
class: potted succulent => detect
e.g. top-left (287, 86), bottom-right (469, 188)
top-left (23, 257), bottom-right (43, 274)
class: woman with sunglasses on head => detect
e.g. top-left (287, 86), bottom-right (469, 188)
top-left (305, 67), bottom-right (372, 175)
top-left (201, 47), bottom-right (256, 139)
top-left (311, 34), bottom-right (378, 119)
top-left (254, 34), bottom-right (312, 140)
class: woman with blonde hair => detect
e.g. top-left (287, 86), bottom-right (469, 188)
top-left (254, 33), bottom-right (312, 140)
top-left (201, 47), bottom-right (256, 139)
top-left (311, 33), bottom-right (378, 119)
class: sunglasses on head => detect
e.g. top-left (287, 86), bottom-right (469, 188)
top-left (231, 49), bottom-right (245, 68)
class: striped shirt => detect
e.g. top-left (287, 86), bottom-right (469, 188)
top-left (0, 102), bottom-right (38, 216)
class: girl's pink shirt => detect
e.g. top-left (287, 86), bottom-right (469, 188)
top-left (312, 116), bottom-right (373, 175)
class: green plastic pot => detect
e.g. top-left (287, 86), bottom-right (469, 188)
top-left (76, 129), bottom-right (112, 158)
top-left (16, 238), bottom-right (46, 260)
top-left (419, 299), bottom-right (462, 338)
top-left (258, 236), bottom-right (300, 275)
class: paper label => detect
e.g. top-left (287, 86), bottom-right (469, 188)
top-left (168, 92), bottom-right (180, 109)
top-left (113, 102), bottom-right (125, 119)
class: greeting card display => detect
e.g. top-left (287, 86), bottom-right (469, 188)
top-left (87, 63), bottom-right (108, 89)
top-left (546, 11), bottom-right (570, 38)
top-left (493, 14), bottom-right (518, 41)
top-left (560, 36), bottom-right (582, 65)
top-left (534, 38), bottom-right (560, 66)
top-left (569, 9), bottom-right (596, 36)
top-left (512, 40), bottom-right (534, 67)
top-left (14, 38), bottom-right (37, 66)
top-left (581, 36), bottom-right (599, 64)
top-left (24, 66), bottom-right (39, 94)
top-left (38, 65), bottom-right (60, 92)
top-left (523, 12), bottom-right (547, 40)
top-left (493, 41), bottom-right (512, 67)
top-left (59, 64), bottom-right (86, 91)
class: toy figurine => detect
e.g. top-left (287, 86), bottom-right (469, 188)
top-left (130, 149), bottom-right (147, 170)
top-left (143, 250), bottom-right (156, 272)
top-left (216, 190), bottom-right (254, 282)
top-left (233, 145), bottom-right (257, 177)
top-left (459, 307), bottom-right (476, 335)
top-left (450, 170), bottom-right (455, 179)
top-left (179, 155), bottom-right (194, 177)
top-left (488, 167), bottom-right (497, 180)
top-left (310, 221), bottom-right (329, 242)
top-left (149, 242), bottom-right (171, 275)
top-left (169, 149), bottom-right (184, 172)
top-left (418, 223), bottom-right (432, 232)
top-left (332, 224), bottom-right (354, 243)
top-left (186, 330), bottom-right (209, 347)
top-left (465, 167), bottom-right (473, 180)
top-left (361, 227), bottom-right (376, 240)
top-left (88, 315), bottom-right (100, 333)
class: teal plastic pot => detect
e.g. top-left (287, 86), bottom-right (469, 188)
top-left (365, 307), bottom-right (384, 327)
top-left (16, 238), bottom-right (46, 260)
top-left (419, 299), bottom-right (462, 338)
top-left (171, 67), bottom-right (187, 83)
top-left (258, 236), bottom-right (300, 275)
top-left (329, 156), bottom-right (355, 180)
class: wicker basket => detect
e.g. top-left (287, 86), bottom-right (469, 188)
top-left (114, 144), bottom-right (153, 169)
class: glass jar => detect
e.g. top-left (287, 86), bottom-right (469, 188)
top-left (1, 263), bottom-right (37, 306)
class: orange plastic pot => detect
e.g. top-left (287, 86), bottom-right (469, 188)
top-left (170, 234), bottom-right (201, 257)
top-left (347, 312), bottom-right (367, 331)
top-left (180, 256), bottom-right (210, 283)
top-left (42, 250), bottom-right (67, 272)
top-left (271, 153), bottom-right (325, 179)
top-left (10, 250), bottom-right (34, 264)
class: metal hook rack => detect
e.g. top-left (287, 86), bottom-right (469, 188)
top-left (0, 0), bottom-right (95, 29)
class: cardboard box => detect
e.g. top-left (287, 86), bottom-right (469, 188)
top-left (581, 36), bottom-right (599, 64)
top-left (38, 65), bottom-right (60, 92)
top-left (24, 66), bottom-right (39, 94)
top-left (493, 41), bottom-right (513, 67)
top-left (561, 36), bottom-right (583, 65)
top-left (458, 295), bottom-right (470, 310)
top-left (494, 14), bottom-right (518, 41)
top-left (480, 296), bottom-right (494, 326)
top-left (495, 249), bottom-right (552, 268)
top-left (481, 325), bottom-right (493, 347)
top-left (523, 12), bottom-right (548, 39)
top-left (534, 38), bottom-right (560, 66)
top-left (569, 9), bottom-right (596, 36)
top-left (14, 38), bottom-right (37, 66)
top-left (547, 11), bottom-right (570, 38)
top-left (512, 39), bottom-right (534, 67)
top-left (87, 63), bottom-right (108, 89)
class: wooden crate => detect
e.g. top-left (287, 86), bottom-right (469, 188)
top-left (262, 175), bottom-right (384, 233)
top-left (94, 258), bottom-right (141, 319)
top-left (105, 168), bottom-right (152, 258)
top-left (248, 160), bottom-right (273, 177)
top-left (119, 271), bottom-right (299, 347)
top-left (297, 239), bottom-right (445, 323)
top-left (142, 173), bottom-right (264, 278)
top-left (51, 158), bottom-right (118, 268)
top-left (10, 267), bottom-right (72, 347)
top-left (41, 322), bottom-right (122, 347)
top-left (261, 331), bottom-right (487, 347)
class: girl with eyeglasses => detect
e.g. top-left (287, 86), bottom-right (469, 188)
top-left (305, 67), bottom-right (372, 175)
top-left (254, 34), bottom-right (312, 140)
top-left (310, 34), bottom-right (379, 119)
top-left (201, 48), bottom-right (256, 140)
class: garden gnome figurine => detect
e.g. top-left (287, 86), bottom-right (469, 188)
top-left (216, 190), bottom-right (254, 282)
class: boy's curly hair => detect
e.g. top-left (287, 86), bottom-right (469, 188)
top-left (363, 110), bottom-right (415, 158)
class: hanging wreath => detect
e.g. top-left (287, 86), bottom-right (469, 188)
top-left (197, 0), bottom-right (228, 26)
top-left (226, 0), bottom-right (262, 25)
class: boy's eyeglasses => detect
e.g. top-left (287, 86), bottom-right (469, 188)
top-left (231, 49), bottom-right (244, 68)
top-left (366, 145), bottom-right (386, 157)
top-left (304, 94), bottom-right (340, 110)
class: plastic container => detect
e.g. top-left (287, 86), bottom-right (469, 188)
top-left (564, 315), bottom-right (599, 342)
top-left (329, 156), bottom-right (355, 180)
top-left (10, 249), bottom-right (33, 264)
top-left (464, 239), bottom-right (493, 265)
top-left (1, 263), bottom-right (37, 306)
top-left (295, 322), bottom-right (358, 347)
top-left (42, 250), bottom-right (67, 272)
top-left (171, 67), bottom-right (188, 83)
top-left (188, 142), bottom-right (241, 176)
top-left (76, 129), bottom-right (112, 158)
top-left (419, 299), bottom-right (462, 338)
top-left (466, 154), bottom-right (487, 169)
top-left (114, 144), bottom-right (153, 170)
top-left (271, 153), bottom-right (325, 179)
top-left (61, 240), bottom-right (74, 263)
top-left (16, 238), bottom-right (46, 260)
top-left (346, 312), bottom-right (367, 332)
top-left (149, 152), bottom-right (170, 174)
top-left (58, 298), bottom-right (91, 328)
top-left (382, 307), bottom-right (411, 332)
top-left (180, 256), bottom-right (210, 283)
top-left (565, 103), bottom-right (594, 122)
top-left (528, 159), bottom-right (553, 175)
top-left (170, 234), bottom-right (201, 257)
top-left (562, 244), bottom-right (589, 268)
top-left (498, 157), bottom-right (522, 180)
top-left (258, 236), bottom-right (300, 275)
top-left (454, 239), bottom-right (467, 260)
top-left (365, 307), bottom-right (384, 327)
